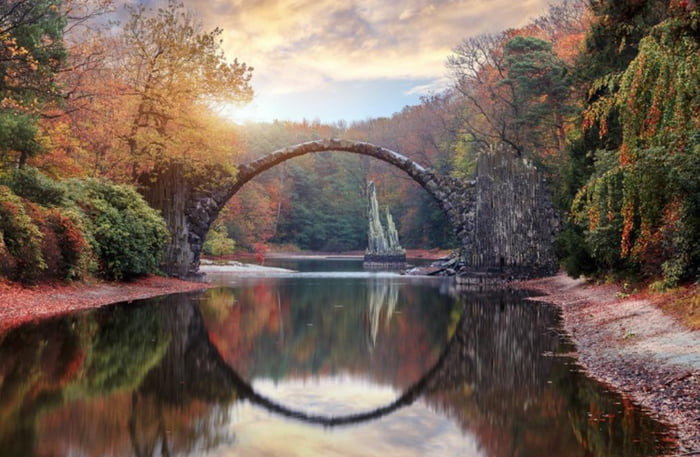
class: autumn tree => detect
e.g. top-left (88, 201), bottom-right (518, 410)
top-left (448, 33), bottom-right (572, 158)
top-left (447, 32), bottom-right (516, 152)
top-left (27, 0), bottom-right (118, 178)
top-left (119, 0), bottom-right (253, 180)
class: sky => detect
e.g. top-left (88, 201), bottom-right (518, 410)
top-left (163, 0), bottom-right (558, 124)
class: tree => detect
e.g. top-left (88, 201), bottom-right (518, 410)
top-left (448, 33), bottom-right (572, 158)
top-left (503, 36), bottom-right (571, 155)
top-left (119, 0), bottom-right (253, 179)
top-left (572, 9), bottom-right (700, 285)
top-left (448, 32), bottom-right (518, 152)
top-left (0, 0), bottom-right (66, 168)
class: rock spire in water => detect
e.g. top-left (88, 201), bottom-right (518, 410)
top-left (366, 181), bottom-right (404, 257)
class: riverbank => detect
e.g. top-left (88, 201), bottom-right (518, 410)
top-left (0, 275), bottom-right (211, 333)
top-left (519, 274), bottom-right (700, 455)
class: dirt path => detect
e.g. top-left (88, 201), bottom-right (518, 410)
top-left (519, 274), bottom-right (700, 455)
top-left (0, 276), bottom-right (212, 333)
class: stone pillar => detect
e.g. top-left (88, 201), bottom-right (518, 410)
top-left (464, 144), bottom-right (559, 277)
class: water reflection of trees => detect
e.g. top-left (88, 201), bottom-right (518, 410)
top-left (202, 278), bottom-right (456, 388)
top-left (421, 293), bottom-right (671, 457)
top-left (0, 295), bottom-right (235, 457)
top-left (0, 290), bottom-right (674, 457)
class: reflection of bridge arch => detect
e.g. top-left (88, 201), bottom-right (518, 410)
top-left (142, 298), bottom-right (469, 427)
top-left (169, 139), bottom-right (472, 278)
top-left (212, 306), bottom-right (467, 427)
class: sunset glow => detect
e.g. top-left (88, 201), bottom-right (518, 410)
top-left (171, 0), bottom-right (558, 123)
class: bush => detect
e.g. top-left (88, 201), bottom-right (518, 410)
top-left (67, 179), bottom-right (168, 279)
top-left (0, 186), bottom-right (93, 282)
top-left (0, 186), bottom-right (45, 282)
top-left (555, 224), bottom-right (596, 279)
top-left (203, 223), bottom-right (236, 256)
top-left (2, 166), bottom-right (67, 207)
top-left (0, 172), bottom-right (169, 283)
top-left (45, 208), bottom-right (94, 280)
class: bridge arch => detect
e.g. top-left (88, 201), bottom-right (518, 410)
top-left (230, 139), bottom-right (463, 202)
top-left (152, 139), bottom-right (558, 279)
top-left (177, 139), bottom-right (472, 278)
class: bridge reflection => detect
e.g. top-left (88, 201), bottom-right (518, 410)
top-left (138, 291), bottom-right (458, 427)
top-left (134, 291), bottom-right (565, 427)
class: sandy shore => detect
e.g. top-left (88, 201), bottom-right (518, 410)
top-left (518, 274), bottom-right (700, 455)
top-left (199, 259), bottom-right (294, 274)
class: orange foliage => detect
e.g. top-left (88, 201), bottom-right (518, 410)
top-left (620, 199), bottom-right (635, 258)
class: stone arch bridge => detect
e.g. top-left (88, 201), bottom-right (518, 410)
top-left (143, 139), bottom-right (558, 279)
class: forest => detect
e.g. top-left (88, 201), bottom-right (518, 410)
top-left (0, 0), bottom-right (698, 288)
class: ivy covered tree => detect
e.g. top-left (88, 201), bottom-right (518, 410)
top-left (571, 8), bottom-right (700, 286)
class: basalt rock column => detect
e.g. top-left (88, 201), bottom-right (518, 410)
top-left (364, 181), bottom-right (405, 268)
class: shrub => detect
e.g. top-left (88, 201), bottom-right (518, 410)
top-left (2, 166), bottom-right (67, 207)
top-left (45, 208), bottom-right (94, 280)
top-left (0, 186), bottom-right (46, 282)
top-left (66, 179), bottom-right (168, 279)
top-left (203, 223), bottom-right (236, 256)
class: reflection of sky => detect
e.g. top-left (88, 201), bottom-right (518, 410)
top-left (213, 376), bottom-right (485, 457)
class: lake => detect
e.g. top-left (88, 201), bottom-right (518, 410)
top-left (0, 258), bottom-right (675, 456)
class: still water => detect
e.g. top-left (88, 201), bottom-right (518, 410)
top-left (0, 258), bottom-right (674, 456)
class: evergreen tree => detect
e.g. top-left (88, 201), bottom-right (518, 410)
top-left (0, 0), bottom-right (67, 168)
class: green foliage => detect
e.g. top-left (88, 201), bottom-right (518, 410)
top-left (0, 113), bottom-right (42, 168)
top-left (0, 170), bottom-right (173, 282)
top-left (504, 36), bottom-right (571, 149)
top-left (555, 224), bottom-right (596, 279)
top-left (0, 0), bottom-right (67, 167)
top-left (581, 0), bottom-right (670, 77)
top-left (567, 11), bottom-right (700, 284)
top-left (66, 179), bottom-right (169, 279)
top-left (203, 223), bottom-right (236, 256)
top-left (274, 153), bottom-right (368, 252)
top-left (399, 188), bottom-right (457, 249)
top-left (449, 134), bottom-right (477, 180)
top-left (2, 166), bottom-right (67, 206)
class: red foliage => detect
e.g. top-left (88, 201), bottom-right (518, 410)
top-left (253, 242), bottom-right (268, 264)
top-left (46, 209), bottom-right (91, 280)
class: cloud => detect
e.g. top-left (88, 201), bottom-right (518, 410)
top-left (133, 0), bottom-right (556, 120)
top-left (190, 0), bottom-right (553, 85)
top-left (405, 77), bottom-right (453, 96)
